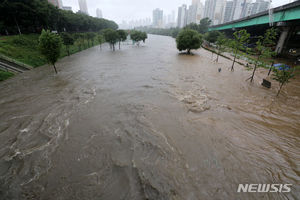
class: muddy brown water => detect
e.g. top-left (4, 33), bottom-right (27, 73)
top-left (0, 35), bottom-right (299, 200)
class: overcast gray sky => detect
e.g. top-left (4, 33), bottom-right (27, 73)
top-left (62, 0), bottom-right (292, 24)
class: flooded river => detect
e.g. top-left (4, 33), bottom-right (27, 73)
top-left (0, 35), bottom-right (299, 200)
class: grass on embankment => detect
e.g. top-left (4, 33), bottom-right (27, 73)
top-left (0, 34), bottom-right (101, 68)
top-left (0, 69), bottom-right (14, 81)
top-left (0, 34), bottom-right (102, 81)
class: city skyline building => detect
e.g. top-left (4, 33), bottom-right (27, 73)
top-left (78, 0), bottom-right (89, 15)
top-left (223, 0), bottom-right (234, 23)
top-left (251, 0), bottom-right (270, 15)
top-left (231, 0), bottom-right (244, 20)
top-left (177, 4), bottom-right (187, 28)
top-left (96, 8), bottom-right (103, 18)
top-left (240, 0), bottom-right (253, 18)
top-left (204, 0), bottom-right (226, 25)
top-left (187, 0), bottom-right (203, 24)
top-left (119, 0), bottom-right (272, 29)
top-left (152, 8), bottom-right (164, 28)
top-left (221, 0), bottom-right (270, 23)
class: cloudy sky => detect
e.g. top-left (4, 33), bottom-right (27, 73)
top-left (62, 0), bottom-right (292, 24)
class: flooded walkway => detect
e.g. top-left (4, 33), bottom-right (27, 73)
top-left (0, 35), bottom-right (299, 200)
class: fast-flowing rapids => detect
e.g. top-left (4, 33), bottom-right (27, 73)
top-left (0, 35), bottom-right (299, 200)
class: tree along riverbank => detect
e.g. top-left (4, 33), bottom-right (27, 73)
top-left (0, 34), bottom-right (104, 81)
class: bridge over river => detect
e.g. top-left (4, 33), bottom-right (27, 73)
top-left (210, 1), bottom-right (300, 56)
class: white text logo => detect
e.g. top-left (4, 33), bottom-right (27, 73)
top-left (237, 184), bottom-right (292, 193)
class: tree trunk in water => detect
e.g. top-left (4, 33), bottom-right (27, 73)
top-left (250, 60), bottom-right (259, 82)
top-left (187, 49), bottom-right (191, 54)
top-left (119, 41), bottom-right (121, 50)
top-left (231, 50), bottom-right (238, 71)
top-left (250, 56), bottom-right (260, 82)
top-left (231, 56), bottom-right (236, 71)
top-left (53, 64), bottom-right (58, 74)
top-left (250, 65), bottom-right (257, 82)
top-left (113, 44), bottom-right (115, 51)
top-left (277, 83), bottom-right (284, 97)
top-left (216, 54), bottom-right (219, 63)
top-left (268, 61), bottom-right (274, 76)
top-left (67, 46), bottom-right (70, 56)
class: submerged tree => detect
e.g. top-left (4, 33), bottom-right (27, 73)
top-left (117, 30), bottom-right (128, 49)
top-left (39, 30), bottom-right (62, 74)
top-left (141, 32), bottom-right (148, 43)
top-left (215, 32), bottom-right (227, 63)
top-left (272, 68), bottom-right (295, 96)
top-left (176, 29), bottom-right (203, 54)
top-left (130, 30), bottom-right (147, 46)
top-left (230, 29), bottom-right (250, 71)
top-left (97, 34), bottom-right (104, 50)
top-left (247, 28), bottom-right (277, 82)
top-left (60, 32), bottom-right (74, 56)
top-left (103, 29), bottom-right (118, 51)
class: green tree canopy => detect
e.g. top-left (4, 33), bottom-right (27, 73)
top-left (272, 68), bottom-right (295, 96)
top-left (205, 31), bottom-right (221, 44)
top-left (229, 29), bottom-right (250, 71)
top-left (117, 30), bottom-right (128, 49)
top-left (215, 32), bottom-right (227, 62)
top-left (103, 28), bottom-right (119, 51)
top-left (0, 0), bottom-right (118, 35)
top-left (117, 30), bottom-right (128, 42)
top-left (86, 32), bottom-right (97, 46)
top-left (176, 29), bottom-right (203, 54)
top-left (38, 29), bottom-right (62, 73)
top-left (60, 32), bottom-right (74, 56)
top-left (248, 28), bottom-right (277, 82)
top-left (130, 31), bottom-right (147, 46)
top-left (184, 18), bottom-right (212, 34)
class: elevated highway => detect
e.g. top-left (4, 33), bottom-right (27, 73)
top-left (210, 1), bottom-right (300, 56)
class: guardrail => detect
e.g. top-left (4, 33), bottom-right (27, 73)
top-left (0, 54), bottom-right (33, 70)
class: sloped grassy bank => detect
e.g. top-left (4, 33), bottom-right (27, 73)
top-left (0, 34), bottom-right (102, 81)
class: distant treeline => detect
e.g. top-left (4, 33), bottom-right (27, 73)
top-left (136, 27), bottom-right (181, 38)
top-left (136, 18), bottom-right (212, 39)
top-left (0, 0), bottom-right (118, 35)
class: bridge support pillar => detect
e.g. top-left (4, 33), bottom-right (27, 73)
top-left (275, 27), bottom-right (290, 55)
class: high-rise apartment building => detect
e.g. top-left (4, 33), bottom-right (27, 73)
top-left (240, 0), bottom-right (253, 18)
top-left (231, 0), bottom-right (244, 20)
top-left (177, 4), bottom-right (188, 28)
top-left (152, 8), bottom-right (163, 28)
top-left (204, 0), bottom-right (225, 25)
top-left (250, 0), bottom-right (270, 15)
top-left (78, 0), bottom-right (89, 15)
top-left (172, 10), bottom-right (176, 23)
top-left (223, 1), bottom-right (234, 23)
top-left (96, 8), bottom-right (103, 18)
top-left (187, 4), bottom-right (198, 24)
top-left (187, 0), bottom-right (204, 25)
